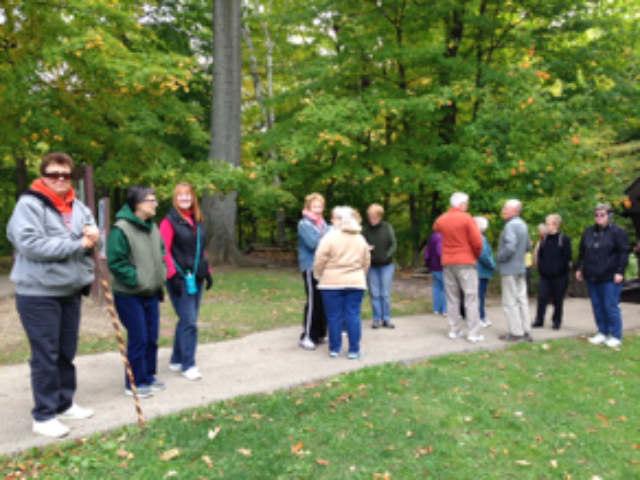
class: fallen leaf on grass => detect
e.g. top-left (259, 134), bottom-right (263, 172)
top-left (515, 460), bottom-right (531, 466)
top-left (119, 462), bottom-right (128, 468)
top-left (237, 448), bottom-right (252, 456)
top-left (464, 417), bottom-right (473, 423)
top-left (588, 428), bottom-right (597, 434)
top-left (208, 427), bottom-right (221, 440)
top-left (163, 471), bottom-right (178, 478)
top-left (116, 449), bottom-right (130, 459)
top-left (160, 449), bottom-right (180, 461)
top-left (373, 472), bottom-right (391, 480)
top-left (291, 441), bottom-right (304, 454)
top-left (595, 414), bottom-right (607, 422)
top-left (251, 413), bottom-right (262, 419)
top-left (316, 459), bottom-right (329, 466)
top-left (202, 455), bottom-right (213, 468)
top-left (550, 460), bottom-right (558, 468)
top-left (633, 444), bottom-right (640, 450)
top-left (406, 431), bottom-right (414, 437)
top-left (608, 399), bottom-right (617, 406)
top-left (617, 416), bottom-right (626, 422)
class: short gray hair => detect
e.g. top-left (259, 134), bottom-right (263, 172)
top-left (474, 216), bottom-right (489, 233)
top-left (450, 192), bottom-right (469, 208)
top-left (504, 199), bottom-right (522, 213)
top-left (594, 203), bottom-right (611, 213)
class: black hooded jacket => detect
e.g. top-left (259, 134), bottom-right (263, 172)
top-left (576, 222), bottom-right (629, 283)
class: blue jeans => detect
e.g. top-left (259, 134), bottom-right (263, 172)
top-left (586, 281), bottom-right (623, 339)
top-left (479, 278), bottom-right (489, 320)
top-left (114, 294), bottom-right (160, 389)
top-left (167, 278), bottom-right (203, 371)
top-left (431, 271), bottom-right (447, 314)
top-left (367, 263), bottom-right (394, 321)
top-left (321, 289), bottom-right (364, 354)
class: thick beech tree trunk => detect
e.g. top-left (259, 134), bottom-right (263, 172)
top-left (203, 0), bottom-right (245, 265)
top-left (14, 151), bottom-right (28, 200)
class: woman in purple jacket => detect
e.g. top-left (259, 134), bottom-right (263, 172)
top-left (424, 232), bottom-right (446, 315)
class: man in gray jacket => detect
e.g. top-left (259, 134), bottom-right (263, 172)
top-left (496, 199), bottom-right (532, 342)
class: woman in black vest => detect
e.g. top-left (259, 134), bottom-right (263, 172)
top-left (159, 183), bottom-right (212, 381)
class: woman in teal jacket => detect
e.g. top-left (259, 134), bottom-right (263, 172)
top-left (475, 217), bottom-right (496, 328)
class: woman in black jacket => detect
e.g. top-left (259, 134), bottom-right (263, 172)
top-left (576, 204), bottom-right (629, 348)
top-left (532, 214), bottom-right (571, 330)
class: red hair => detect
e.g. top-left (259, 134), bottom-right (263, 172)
top-left (173, 182), bottom-right (203, 223)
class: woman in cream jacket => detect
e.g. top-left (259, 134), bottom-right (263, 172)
top-left (313, 207), bottom-right (371, 359)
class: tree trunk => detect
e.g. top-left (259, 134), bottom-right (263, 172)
top-left (14, 150), bottom-right (28, 200)
top-left (203, 0), bottom-right (245, 265)
top-left (409, 193), bottom-right (421, 267)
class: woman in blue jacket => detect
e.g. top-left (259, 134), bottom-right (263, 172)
top-left (298, 193), bottom-right (329, 350)
top-left (475, 217), bottom-right (496, 328)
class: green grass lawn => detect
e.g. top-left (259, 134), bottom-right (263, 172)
top-left (0, 268), bottom-right (430, 365)
top-left (3, 333), bottom-right (639, 478)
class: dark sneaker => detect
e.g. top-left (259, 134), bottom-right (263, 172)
top-left (372, 321), bottom-right (380, 329)
top-left (531, 322), bottom-right (544, 328)
top-left (382, 320), bottom-right (395, 329)
top-left (501, 334), bottom-right (526, 343)
top-left (552, 324), bottom-right (560, 330)
top-left (524, 333), bottom-right (533, 342)
top-left (150, 381), bottom-right (166, 392)
top-left (125, 386), bottom-right (153, 398)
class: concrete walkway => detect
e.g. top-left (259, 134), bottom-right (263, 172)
top-left (1, 299), bottom-right (638, 455)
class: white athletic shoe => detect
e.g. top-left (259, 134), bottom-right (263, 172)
top-left (588, 333), bottom-right (608, 345)
top-left (467, 335), bottom-right (484, 343)
top-left (604, 337), bottom-right (621, 348)
top-left (33, 418), bottom-right (70, 438)
top-left (448, 331), bottom-right (463, 340)
top-left (299, 337), bottom-right (316, 350)
top-left (169, 363), bottom-right (182, 372)
top-left (182, 367), bottom-right (202, 381)
top-left (480, 318), bottom-right (492, 328)
top-left (57, 403), bottom-right (93, 420)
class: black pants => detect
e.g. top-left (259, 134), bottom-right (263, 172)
top-left (535, 275), bottom-right (568, 326)
top-left (17, 293), bottom-right (82, 421)
top-left (301, 270), bottom-right (327, 343)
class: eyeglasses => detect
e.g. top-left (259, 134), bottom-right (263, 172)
top-left (593, 212), bottom-right (608, 218)
top-left (142, 198), bottom-right (158, 204)
top-left (43, 171), bottom-right (72, 181)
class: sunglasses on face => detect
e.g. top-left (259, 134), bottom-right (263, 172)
top-left (43, 171), bottom-right (72, 181)
top-left (593, 212), bottom-right (608, 218)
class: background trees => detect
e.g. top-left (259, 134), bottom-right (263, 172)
top-left (1, 0), bottom-right (638, 263)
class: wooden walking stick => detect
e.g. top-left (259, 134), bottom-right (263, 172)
top-left (94, 253), bottom-right (145, 429)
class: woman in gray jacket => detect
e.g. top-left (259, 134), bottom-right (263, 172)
top-left (7, 152), bottom-right (99, 439)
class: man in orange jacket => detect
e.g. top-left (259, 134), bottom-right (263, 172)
top-left (433, 192), bottom-right (483, 342)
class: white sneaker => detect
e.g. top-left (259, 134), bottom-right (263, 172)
top-left (480, 318), bottom-right (492, 328)
top-left (467, 335), bottom-right (484, 343)
top-left (169, 363), bottom-right (182, 372)
top-left (448, 331), bottom-right (463, 340)
top-left (605, 337), bottom-right (621, 348)
top-left (588, 333), bottom-right (608, 345)
top-left (33, 418), bottom-right (70, 438)
top-left (182, 366), bottom-right (202, 381)
top-left (299, 337), bottom-right (316, 350)
top-left (57, 403), bottom-right (93, 420)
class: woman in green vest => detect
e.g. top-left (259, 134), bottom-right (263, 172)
top-left (107, 186), bottom-right (167, 398)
